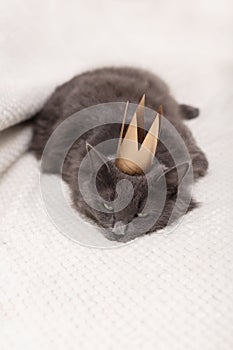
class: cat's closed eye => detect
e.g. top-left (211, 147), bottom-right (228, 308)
top-left (103, 202), bottom-right (114, 211)
top-left (137, 212), bottom-right (149, 218)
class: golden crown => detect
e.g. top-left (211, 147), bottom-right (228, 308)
top-left (115, 95), bottom-right (161, 175)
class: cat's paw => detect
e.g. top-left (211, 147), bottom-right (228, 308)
top-left (192, 155), bottom-right (209, 179)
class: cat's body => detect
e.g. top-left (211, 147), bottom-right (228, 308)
top-left (31, 67), bottom-right (208, 242)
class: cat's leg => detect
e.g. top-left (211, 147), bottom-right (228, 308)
top-left (179, 104), bottom-right (199, 119)
top-left (180, 124), bottom-right (209, 180)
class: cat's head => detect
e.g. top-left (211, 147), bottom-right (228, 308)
top-left (75, 144), bottom-right (191, 242)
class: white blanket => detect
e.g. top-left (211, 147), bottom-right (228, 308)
top-left (0, 1), bottom-right (233, 349)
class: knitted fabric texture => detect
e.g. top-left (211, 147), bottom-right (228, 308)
top-left (0, 1), bottom-right (233, 349)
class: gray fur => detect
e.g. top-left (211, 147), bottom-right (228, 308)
top-left (30, 67), bottom-right (208, 242)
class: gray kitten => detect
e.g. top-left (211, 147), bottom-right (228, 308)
top-left (31, 67), bottom-right (208, 242)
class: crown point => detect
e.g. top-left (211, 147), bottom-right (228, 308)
top-left (136, 94), bottom-right (146, 145)
top-left (157, 104), bottom-right (163, 115)
top-left (139, 94), bottom-right (145, 106)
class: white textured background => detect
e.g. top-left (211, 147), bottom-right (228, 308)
top-left (0, 0), bottom-right (233, 349)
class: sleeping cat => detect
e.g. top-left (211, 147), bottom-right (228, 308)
top-left (31, 67), bottom-right (208, 242)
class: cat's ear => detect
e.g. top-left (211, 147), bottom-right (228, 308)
top-left (158, 161), bottom-right (191, 191)
top-left (86, 142), bottom-right (110, 176)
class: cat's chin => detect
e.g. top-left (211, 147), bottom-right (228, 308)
top-left (101, 227), bottom-right (142, 243)
top-left (103, 231), bottom-right (131, 243)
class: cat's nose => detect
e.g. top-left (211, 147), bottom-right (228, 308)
top-left (112, 221), bottom-right (126, 236)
